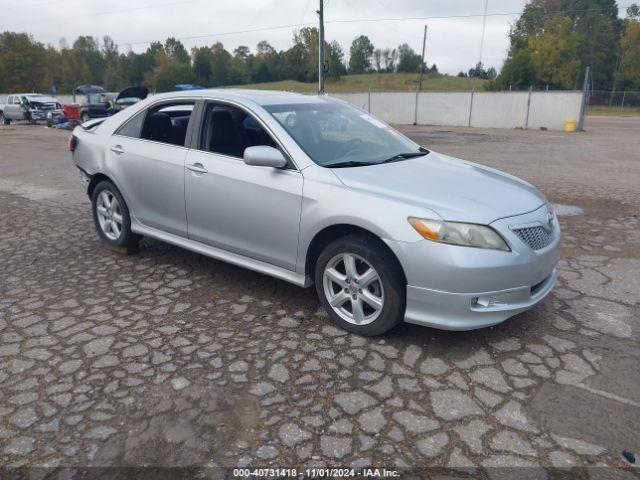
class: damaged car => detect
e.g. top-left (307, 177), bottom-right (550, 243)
top-left (0, 93), bottom-right (62, 125)
top-left (75, 85), bottom-right (148, 122)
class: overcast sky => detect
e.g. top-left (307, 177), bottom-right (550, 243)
top-left (3, 0), bottom-right (625, 74)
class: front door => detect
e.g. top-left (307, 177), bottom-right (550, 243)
top-left (185, 102), bottom-right (303, 271)
top-left (6, 96), bottom-right (24, 120)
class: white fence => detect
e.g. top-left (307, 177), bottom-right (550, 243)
top-left (1, 90), bottom-right (583, 131)
top-left (332, 91), bottom-right (583, 131)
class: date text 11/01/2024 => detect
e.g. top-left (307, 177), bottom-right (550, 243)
top-left (233, 468), bottom-right (400, 477)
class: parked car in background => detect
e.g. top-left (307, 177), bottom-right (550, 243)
top-left (113, 86), bottom-right (149, 113)
top-left (70, 90), bottom-right (560, 336)
top-left (0, 93), bottom-right (62, 125)
top-left (74, 85), bottom-right (112, 122)
top-left (74, 85), bottom-right (148, 122)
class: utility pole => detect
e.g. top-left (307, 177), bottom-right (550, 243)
top-left (318, 0), bottom-right (325, 94)
top-left (413, 25), bottom-right (427, 125)
top-left (577, 66), bottom-right (590, 131)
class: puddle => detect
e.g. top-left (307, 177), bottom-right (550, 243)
top-left (553, 203), bottom-right (584, 216)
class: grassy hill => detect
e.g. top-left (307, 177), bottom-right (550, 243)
top-left (230, 72), bottom-right (485, 93)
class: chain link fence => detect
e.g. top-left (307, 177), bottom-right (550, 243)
top-left (588, 90), bottom-right (640, 113)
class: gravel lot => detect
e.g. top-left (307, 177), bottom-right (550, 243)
top-left (0, 117), bottom-right (639, 477)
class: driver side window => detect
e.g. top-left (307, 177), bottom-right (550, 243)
top-left (199, 103), bottom-right (276, 158)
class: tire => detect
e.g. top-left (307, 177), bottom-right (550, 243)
top-left (91, 181), bottom-right (140, 248)
top-left (0, 112), bottom-right (10, 125)
top-left (81, 112), bottom-right (90, 123)
top-left (315, 234), bottom-right (406, 336)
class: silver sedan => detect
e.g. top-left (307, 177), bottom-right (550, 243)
top-left (71, 90), bottom-right (560, 335)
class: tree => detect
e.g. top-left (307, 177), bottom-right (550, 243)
top-left (102, 36), bottom-right (122, 89)
top-left (198, 42), bottom-right (231, 87)
top-left (192, 46), bottom-right (214, 85)
top-left (120, 49), bottom-right (155, 86)
top-left (373, 48), bottom-right (383, 72)
top-left (164, 37), bottom-right (190, 64)
top-left (396, 43), bottom-right (422, 72)
top-left (504, 0), bottom-right (622, 89)
top-left (382, 48), bottom-right (398, 72)
top-left (0, 32), bottom-right (48, 92)
top-left (348, 35), bottom-right (374, 73)
top-left (72, 36), bottom-right (104, 85)
top-left (528, 14), bottom-right (582, 89)
top-left (628, 3), bottom-right (640, 19)
top-left (617, 19), bottom-right (640, 89)
top-left (468, 62), bottom-right (497, 80)
top-left (326, 41), bottom-right (347, 80)
top-left (486, 49), bottom-right (537, 89)
top-left (145, 38), bottom-right (192, 91)
top-left (253, 41), bottom-right (281, 82)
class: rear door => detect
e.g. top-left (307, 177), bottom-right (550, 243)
top-left (107, 100), bottom-right (196, 237)
top-left (184, 101), bottom-right (303, 271)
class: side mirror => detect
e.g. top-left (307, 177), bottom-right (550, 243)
top-left (243, 146), bottom-right (287, 168)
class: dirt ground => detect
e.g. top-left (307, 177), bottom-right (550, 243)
top-left (0, 117), bottom-right (639, 478)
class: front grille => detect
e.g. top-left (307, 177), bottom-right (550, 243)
top-left (513, 226), bottom-right (553, 250)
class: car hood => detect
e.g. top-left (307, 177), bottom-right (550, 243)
top-left (331, 151), bottom-right (545, 224)
top-left (116, 86), bottom-right (148, 101)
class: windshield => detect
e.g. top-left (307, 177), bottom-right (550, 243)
top-left (265, 102), bottom-right (425, 167)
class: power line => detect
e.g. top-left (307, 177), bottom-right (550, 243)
top-left (325, 4), bottom-right (633, 24)
top-left (118, 22), bottom-right (317, 47)
top-left (8, 2), bottom-right (633, 48)
top-left (478, 0), bottom-right (489, 66)
top-left (118, 4), bottom-right (633, 48)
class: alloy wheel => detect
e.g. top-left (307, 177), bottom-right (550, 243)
top-left (96, 190), bottom-right (123, 241)
top-left (322, 252), bottom-right (384, 325)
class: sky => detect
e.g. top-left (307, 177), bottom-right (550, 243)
top-left (1, 0), bottom-right (629, 75)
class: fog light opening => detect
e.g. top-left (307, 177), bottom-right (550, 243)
top-left (472, 296), bottom-right (497, 308)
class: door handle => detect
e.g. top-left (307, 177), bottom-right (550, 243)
top-left (110, 145), bottom-right (124, 154)
top-left (186, 162), bottom-right (208, 174)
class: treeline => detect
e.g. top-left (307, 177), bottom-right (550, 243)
top-left (3, 0), bottom-right (636, 95)
top-left (0, 28), bottom-right (438, 94)
top-left (487, 0), bottom-right (640, 91)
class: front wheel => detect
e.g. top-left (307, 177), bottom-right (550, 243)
top-left (315, 234), bottom-right (406, 336)
top-left (91, 181), bottom-right (140, 248)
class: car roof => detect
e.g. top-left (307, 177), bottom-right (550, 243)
top-left (150, 88), bottom-right (335, 107)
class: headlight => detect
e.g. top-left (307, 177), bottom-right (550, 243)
top-left (408, 217), bottom-right (510, 251)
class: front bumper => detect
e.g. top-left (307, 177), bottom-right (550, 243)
top-left (404, 269), bottom-right (556, 330)
top-left (386, 204), bottom-right (560, 330)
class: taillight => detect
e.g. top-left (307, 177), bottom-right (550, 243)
top-left (68, 135), bottom-right (78, 152)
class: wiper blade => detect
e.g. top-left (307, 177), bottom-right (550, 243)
top-left (378, 151), bottom-right (429, 164)
top-left (326, 160), bottom-right (377, 168)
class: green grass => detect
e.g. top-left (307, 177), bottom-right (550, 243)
top-left (586, 105), bottom-right (640, 117)
top-left (228, 72), bottom-right (485, 93)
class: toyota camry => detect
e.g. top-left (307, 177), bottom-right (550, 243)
top-left (71, 89), bottom-right (560, 336)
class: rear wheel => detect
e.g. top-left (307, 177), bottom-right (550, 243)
top-left (91, 181), bottom-right (140, 248)
top-left (81, 112), bottom-right (90, 123)
top-left (315, 234), bottom-right (405, 336)
top-left (0, 112), bottom-right (10, 125)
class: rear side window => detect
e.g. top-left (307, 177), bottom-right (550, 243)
top-left (115, 102), bottom-right (194, 147)
top-left (199, 103), bottom-right (276, 158)
top-left (116, 110), bottom-right (146, 138)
